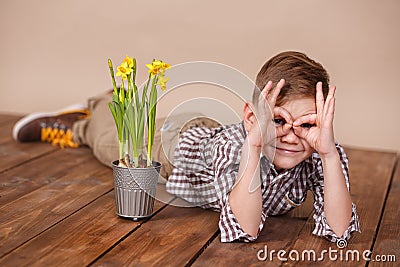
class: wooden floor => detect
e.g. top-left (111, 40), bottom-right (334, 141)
top-left (0, 114), bottom-right (399, 266)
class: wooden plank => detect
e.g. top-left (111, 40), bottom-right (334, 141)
top-left (0, 141), bottom-right (57, 173)
top-left (192, 193), bottom-right (314, 267)
top-left (286, 192), bottom-right (314, 219)
top-left (280, 148), bottom-right (397, 266)
top-left (0, 188), bottom-right (172, 266)
top-left (0, 120), bottom-right (18, 144)
top-left (0, 161), bottom-right (113, 257)
top-left (92, 201), bottom-right (220, 266)
top-left (0, 113), bottom-right (58, 173)
top-left (369, 158), bottom-right (399, 267)
top-left (0, 148), bottom-right (103, 207)
top-left (0, 114), bottom-right (20, 125)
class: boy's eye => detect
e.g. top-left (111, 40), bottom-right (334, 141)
top-left (300, 123), bottom-right (316, 129)
top-left (273, 118), bottom-right (286, 126)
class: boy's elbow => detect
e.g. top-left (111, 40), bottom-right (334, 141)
top-left (249, 231), bottom-right (259, 239)
top-left (330, 206), bottom-right (352, 237)
top-left (332, 222), bottom-right (351, 238)
top-left (242, 225), bottom-right (259, 238)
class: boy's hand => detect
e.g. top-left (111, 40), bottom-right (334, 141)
top-left (273, 106), bottom-right (293, 137)
top-left (293, 82), bottom-right (338, 157)
top-left (248, 79), bottom-right (285, 157)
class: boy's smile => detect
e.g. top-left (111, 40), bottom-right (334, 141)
top-left (272, 97), bottom-right (316, 170)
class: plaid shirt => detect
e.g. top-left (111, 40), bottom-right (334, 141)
top-left (166, 122), bottom-right (361, 243)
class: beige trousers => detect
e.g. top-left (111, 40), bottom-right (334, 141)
top-left (72, 94), bottom-right (220, 178)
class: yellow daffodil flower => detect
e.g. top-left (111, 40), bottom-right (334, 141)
top-left (108, 56), bottom-right (170, 167)
top-left (161, 62), bottom-right (171, 70)
top-left (157, 75), bottom-right (169, 91)
top-left (123, 56), bottom-right (134, 69)
top-left (146, 60), bottom-right (170, 76)
top-left (152, 60), bottom-right (162, 68)
top-left (116, 62), bottom-right (132, 80)
top-left (146, 63), bottom-right (159, 76)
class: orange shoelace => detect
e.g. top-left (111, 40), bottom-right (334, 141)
top-left (41, 127), bottom-right (79, 148)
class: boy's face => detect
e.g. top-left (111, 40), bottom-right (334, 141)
top-left (271, 97), bottom-right (316, 170)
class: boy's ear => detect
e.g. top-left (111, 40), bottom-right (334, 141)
top-left (243, 101), bottom-right (256, 132)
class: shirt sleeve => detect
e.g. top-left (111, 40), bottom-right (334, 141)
top-left (308, 144), bottom-right (361, 243)
top-left (219, 193), bottom-right (267, 242)
top-left (208, 132), bottom-right (266, 242)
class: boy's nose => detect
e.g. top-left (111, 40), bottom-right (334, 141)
top-left (280, 126), bottom-right (299, 143)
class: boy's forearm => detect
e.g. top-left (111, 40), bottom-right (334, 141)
top-left (321, 151), bottom-right (353, 237)
top-left (229, 138), bottom-right (262, 237)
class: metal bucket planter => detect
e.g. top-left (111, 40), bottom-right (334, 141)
top-left (111, 160), bottom-right (161, 220)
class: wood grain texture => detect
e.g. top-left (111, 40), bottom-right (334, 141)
top-left (369, 158), bottom-right (399, 267)
top-left (92, 204), bottom-right (220, 267)
top-left (0, 112), bottom-right (397, 266)
top-left (0, 164), bottom-right (113, 257)
top-left (0, 114), bottom-right (20, 125)
top-left (0, 148), bottom-right (100, 207)
top-left (0, 141), bottom-right (57, 173)
top-left (0, 120), bottom-right (18, 144)
top-left (281, 148), bottom-right (397, 267)
top-left (192, 192), bottom-right (314, 267)
top-left (0, 114), bottom-right (57, 173)
top-left (0, 192), bottom-right (168, 266)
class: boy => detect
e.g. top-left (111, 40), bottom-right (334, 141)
top-left (13, 51), bottom-right (360, 243)
top-left (165, 51), bottom-right (360, 243)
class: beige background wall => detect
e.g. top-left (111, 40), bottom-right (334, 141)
top-left (1, 0), bottom-right (399, 151)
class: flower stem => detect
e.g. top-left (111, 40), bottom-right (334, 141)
top-left (108, 59), bottom-right (118, 94)
top-left (118, 139), bottom-right (129, 160)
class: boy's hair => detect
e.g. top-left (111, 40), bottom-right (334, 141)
top-left (253, 51), bottom-right (330, 106)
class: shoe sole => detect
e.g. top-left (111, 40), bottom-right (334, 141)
top-left (12, 103), bottom-right (88, 141)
